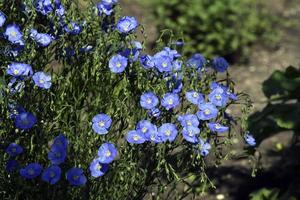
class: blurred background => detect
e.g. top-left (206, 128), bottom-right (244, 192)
top-left (116, 0), bottom-right (300, 199)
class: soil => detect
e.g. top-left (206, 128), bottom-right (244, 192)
top-left (120, 0), bottom-right (300, 199)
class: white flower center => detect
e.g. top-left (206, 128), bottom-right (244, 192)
top-left (192, 92), bottom-right (198, 98)
top-left (13, 69), bottom-right (19, 75)
top-left (96, 163), bottom-right (102, 170)
top-left (105, 150), bottom-right (111, 157)
top-left (116, 62), bottom-right (121, 68)
top-left (141, 127), bottom-right (147, 133)
top-left (167, 99), bottom-right (173, 105)
top-left (133, 135), bottom-right (140, 141)
top-left (204, 109), bottom-right (210, 115)
top-left (98, 121), bottom-right (105, 127)
top-left (215, 94), bottom-right (222, 100)
top-left (165, 130), bottom-right (171, 136)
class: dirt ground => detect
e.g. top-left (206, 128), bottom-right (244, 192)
top-left (120, 0), bottom-right (300, 199)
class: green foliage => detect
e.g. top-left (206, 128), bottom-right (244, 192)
top-left (249, 66), bottom-right (300, 144)
top-left (0, 0), bottom-right (252, 199)
top-left (249, 188), bottom-right (280, 200)
top-left (146, 0), bottom-right (278, 61)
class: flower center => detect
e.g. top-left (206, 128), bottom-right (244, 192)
top-left (11, 147), bottom-right (16, 152)
top-left (141, 127), bottom-right (147, 133)
top-left (39, 79), bottom-right (45, 84)
top-left (11, 31), bottom-right (17, 37)
top-left (96, 163), bottom-right (102, 170)
top-left (167, 99), bottom-right (173, 105)
top-left (187, 121), bottom-right (192, 126)
top-left (192, 92), bottom-right (198, 98)
top-left (13, 69), bottom-right (19, 75)
top-left (50, 171), bottom-right (56, 178)
top-left (188, 130), bottom-right (194, 137)
top-left (150, 135), bottom-right (156, 141)
top-left (146, 98), bottom-right (152, 104)
top-left (55, 152), bottom-right (61, 158)
top-left (215, 123), bottom-right (221, 129)
top-left (73, 175), bottom-right (79, 180)
top-left (98, 121), bottom-right (105, 127)
top-left (28, 169), bottom-right (34, 175)
top-left (133, 135), bottom-right (140, 141)
top-left (116, 62), bottom-right (121, 68)
top-left (162, 62), bottom-right (167, 68)
top-left (165, 130), bottom-right (171, 136)
top-left (105, 150), bottom-right (111, 157)
top-left (215, 94), bottom-right (222, 100)
top-left (204, 109), bottom-right (210, 115)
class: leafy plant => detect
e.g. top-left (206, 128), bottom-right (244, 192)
top-left (0, 0), bottom-right (252, 199)
top-left (146, 0), bottom-right (278, 61)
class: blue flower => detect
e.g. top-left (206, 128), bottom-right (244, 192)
top-left (33, 72), bottom-right (52, 89)
top-left (4, 24), bottom-right (23, 43)
top-left (119, 48), bottom-right (140, 63)
top-left (20, 163), bottom-right (42, 179)
top-left (177, 114), bottom-right (199, 127)
top-left (35, 0), bottom-right (54, 15)
top-left (53, 134), bottom-right (68, 149)
top-left (208, 87), bottom-right (229, 107)
top-left (42, 165), bottom-right (61, 185)
top-left (92, 113), bottom-right (112, 135)
top-left (197, 103), bottom-right (218, 120)
top-left (126, 130), bottom-right (146, 144)
top-left (140, 55), bottom-right (154, 69)
top-left (6, 143), bottom-right (23, 157)
top-left (116, 16), bottom-right (138, 33)
top-left (97, 142), bottom-right (117, 164)
top-left (109, 54), bottom-right (128, 73)
top-left (136, 120), bottom-right (155, 134)
top-left (172, 60), bottom-right (182, 71)
top-left (89, 158), bottom-right (109, 178)
top-left (153, 54), bottom-right (172, 73)
top-left (158, 123), bottom-right (178, 142)
top-left (30, 29), bottom-right (54, 47)
top-left (54, 0), bottom-right (65, 16)
top-left (212, 57), bottom-right (229, 73)
top-left (48, 144), bottom-right (67, 165)
top-left (6, 160), bottom-right (19, 173)
top-left (0, 11), bottom-right (6, 27)
top-left (167, 75), bottom-right (183, 93)
top-left (140, 92), bottom-right (159, 110)
top-left (210, 82), bottom-right (238, 101)
top-left (66, 167), bottom-right (87, 186)
top-left (187, 54), bottom-right (206, 69)
top-left (161, 93), bottom-right (180, 110)
top-left (185, 90), bottom-right (204, 105)
top-left (15, 112), bottom-right (37, 130)
top-left (102, 0), bottom-right (118, 5)
top-left (244, 133), bottom-right (256, 146)
top-left (199, 139), bottom-right (211, 156)
top-left (148, 108), bottom-right (161, 118)
top-left (207, 122), bottom-right (229, 133)
top-left (64, 22), bottom-right (82, 35)
top-left (7, 62), bottom-right (33, 77)
top-left (97, 3), bottom-right (113, 15)
top-left (162, 47), bottom-right (181, 59)
top-left (182, 126), bottom-right (200, 143)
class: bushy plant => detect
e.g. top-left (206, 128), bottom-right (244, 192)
top-left (0, 0), bottom-right (252, 199)
top-left (147, 0), bottom-right (278, 61)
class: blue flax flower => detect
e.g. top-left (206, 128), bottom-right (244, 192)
top-left (97, 2), bottom-right (113, 15)
top-left (35, 0), bottom-right (53, 15)
top-left (162, 47), bottom-right (181, 59)
top-left (208, 87), bottom-right (229, 107)
top-left (15, 112), bottom-right (37, 130)
top-left (54, 0), bottom-right (65, 16)
top-left (92, 113), bottom-right (112, 135)
top-left (6, 160), bottom-right (19, 173)
top-left (42, 165), bottom-right (61, 185)
top-left (177, 114), bottom-right (199, 127)
top-left (116, 16), bottom-right (138, 33)
top-left (158, 123), bottom-right (178, 142)
top-left (53, 134), bottom-right (68, 149)
top-left (126, 130), bottom-right (146, 144)
top-left (244, 133), bottom-right (256, 146)
top-left (30, 29), bottom-right (54, 47)
top-left (186, 90), bottom-right (204, 105)
top-left (33, 72), bottom-right (52, 89)
top-left (140, 55), bottom-right (154, 69)
top-left (6, 143), bottom-right (23, 157)
top-left (20, 163), bottom-right (42, 179)
top-left (187, 53), bottom-right (206, 69)
top-left (212, 57), bottom-right (229, 73)
top-left (0, 11), bottom-right (6, 27)
top-left (153, 54), bottom-right (172, 73)
top-left (148, 108), bottom-right (161, 118)
top-left (66, 167), bottom-right (87, 186)
top-left (199, 139), bottom-right (211, 156)
top-left (161, 93), bottom-right (180, 110)
top-left (136, 120), bottom-right (156, 135)
top-left (4, 24), bottom-right (23, 43)
top-left (48, 144), bottom-right (67, 165)
top-left (109, 54), bottom-right (128, 73)
top-left (97, 142), bottom-right (117, 164)
top-left (64, 22), bottom-right (82, 35)
top-left (210, 82), bottom-right (238, 101)
top-left (182, 126), bottom-right (200, 143)
top-left (197, 103), bottom-right (218, 120)
top-left (140, 92), bottom-right (159, 110)
top-left (7, 62), bottom-right (33, 77)
top-left (207, 122), bottom-right (229, 133)
top-left (89, 158), bottom-right (109, 178)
